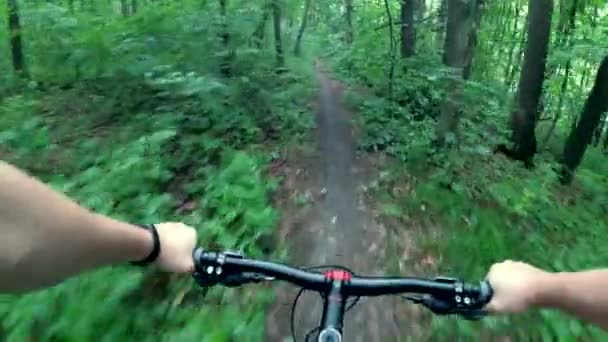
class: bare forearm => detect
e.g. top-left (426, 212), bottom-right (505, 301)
top-left (536, 270), bottom-right (608, 329)
top-left (0, 161), bottom-right (152, 293)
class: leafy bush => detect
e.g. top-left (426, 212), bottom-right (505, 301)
top-left (0, 0), bottom-right (315, 337)
top-left (0, 98), bottom-right (283, 341)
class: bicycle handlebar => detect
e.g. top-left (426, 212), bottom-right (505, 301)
top-left (192, 248), bottom-right (493, 318)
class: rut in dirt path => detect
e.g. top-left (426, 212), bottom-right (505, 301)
top-left (265, 64), bottom-right (421, 341)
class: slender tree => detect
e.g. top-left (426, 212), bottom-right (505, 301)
top-left (7, 0), bottom-right (26, 76)
top-left (462, 0), bottom-right (484, 80)
top-left (508, 0), bottom-right (553, 165)
top-left (436, 0), bottom-right (447, 48)
top-left (252, 2), bottom-right (271, 48)
top-left (345, 0), bottom-right (354, 44)
top-left (384, 0), bottom-right (396, 99)
top-left (218, 0), bottom-right (231, 76)
top-left (543, 65), bottom-right (571, 145)
top-left (593, 115), bottom-right (608, 147)
top-left (294, 0), bottom-right (313, 56)
top-left (543, 0), bottom-right (578, 145)
top-left (414, 0), bottom-right (425, 20)
top-left (272, 0), bottom-right (285, 67)
top-left (436, 0), bottom-right (472, 147)
top-left (560, 56), bottom-right (608, 184)
top-left (120, 0), bottom-right (129, 15)
top-left (400, 0), bottom-right (415, 58)
top-left (604, 123), bottom-right (608, 151)
top-left (503, 0), bottom-right (523, 87)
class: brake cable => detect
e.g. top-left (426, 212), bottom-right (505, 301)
top-left (290, 265), bottom-right (360, 342)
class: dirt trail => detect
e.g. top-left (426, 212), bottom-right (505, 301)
top-left (265, 63), bottom-right (426, 341)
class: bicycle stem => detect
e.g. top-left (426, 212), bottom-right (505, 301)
top-left (319, 280), bottom-right (347, 338)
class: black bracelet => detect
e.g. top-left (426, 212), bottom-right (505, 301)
top-left (130, 224), bottom-right (161, 267)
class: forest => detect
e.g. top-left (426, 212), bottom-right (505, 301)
top-left (1, 0), bottom-right (607, 340)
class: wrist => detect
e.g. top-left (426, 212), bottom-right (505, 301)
top-left (530, 271), bottom-right (563, 309)
top-left (129, 224), bottom-right (161, 266)
top-left (129, 224), bottom-right (156, 262)
top-left (89, 214), bottom-right (155, 264)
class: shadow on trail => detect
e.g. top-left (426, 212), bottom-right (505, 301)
top-left (265, 63), bottom-right (416, 341)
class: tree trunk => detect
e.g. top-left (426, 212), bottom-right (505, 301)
top-left (560, 55), bottom-right (608, 184)
top-left (414, 0), bottom-right (425, 20)
top-left (579, 61), bottom-right (590, 94)
top-left (345, 0), bottom-right (354, 44)
top-left (509, 0), bottom-right (553, 165)
top-left (252, 3), bottom-right (270, 49)
top-left (294, 0), bottom-right (312, 56)
top-left (436, 0), bottom-right (447, 48)
top-left (462, 0), bottom-right (483, 80)
top-left (436, 0), bottom-right (471, 147)
top-left (556, 0), bottom-right (577, 46)
top-left (543, 62), bottom-right (570, 145)
top-left (384, 0), bottom-right (396, 100)
top-left (400, 0), bottom-right (415, 58)
top-left (604, 123), bottom-right (608, 151)
top-left (506, 4), bottom-right (529, 90)
top-left (68, 0), bottom-right (75, 12)
top-left (272, 0), bottom-right (285, 68)
top-left (593, 114), bottom-right (606, 146)
top-left (7, 0), bottom-right (26, 76)
top-left (131, 0), bottom-right (137, 14)
top-left (120, 0), bottom-right (128, 15)
top-left (489, 1), bottom-right (509, 56)
top-left (218, 0), bottom-right (231, 76)
top-left (503, 1), bottom-right (522, 85)
top-left (543, 0), bottom-right (576, 143)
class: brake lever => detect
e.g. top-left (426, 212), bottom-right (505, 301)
top-left (405, 295), bottom-right (488, 320)
top-left (411, 295), bottom-right (454, 315)
top-left (222, 272), bottom-right (275, 287)
top-left (461, 309), bottom-right (489, 321)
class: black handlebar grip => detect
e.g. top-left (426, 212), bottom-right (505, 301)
top-left (478, 280), bottom-right (494, 306)
top-left (193, 247), bottom-right (204, 270)
top-left (460, 280), bottom-right (494, 321)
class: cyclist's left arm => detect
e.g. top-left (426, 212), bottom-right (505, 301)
top-left (0, 161), bottom-right (197, 294)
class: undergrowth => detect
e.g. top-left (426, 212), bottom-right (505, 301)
top-left (0, 7), bottom-right (315, 338)
top-left (0, 76), bottom-right (312, 341)
top-left (330, 46), bottom-right (608, 341)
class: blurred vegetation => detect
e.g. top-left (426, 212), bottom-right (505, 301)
top-left (1, 0), bottom-right (315, 340)
top-left (1, 0), bottom-right (607, 340)
top-left (324, 0), bottom-right (608, 340)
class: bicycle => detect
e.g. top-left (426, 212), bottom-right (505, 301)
top-left (192, 248), bottom-right (494, 342)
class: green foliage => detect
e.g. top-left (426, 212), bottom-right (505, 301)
top-left (199, 151), bottom-right (279, 254)
top-left (0, 0), bottom-right (317, 339)
top-left (321, 0), bottom-right (608, 339)
top-left (2, 0), bottom-right (607, 339)
top-left (0, 92), bottom-right (287, 340)
top-left (365, 143), bottom-right (607, 340)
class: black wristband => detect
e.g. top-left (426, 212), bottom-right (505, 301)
top-left (130, 224), bottom-right (161, 267)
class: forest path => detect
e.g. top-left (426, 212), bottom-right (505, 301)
top-left (265, 62), bottom-right (423, 341)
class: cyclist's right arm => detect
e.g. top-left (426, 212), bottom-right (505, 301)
top-left (486, 260), bottom-right (608, 330)
top-left (0, 161), bottom-right (196, 294)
